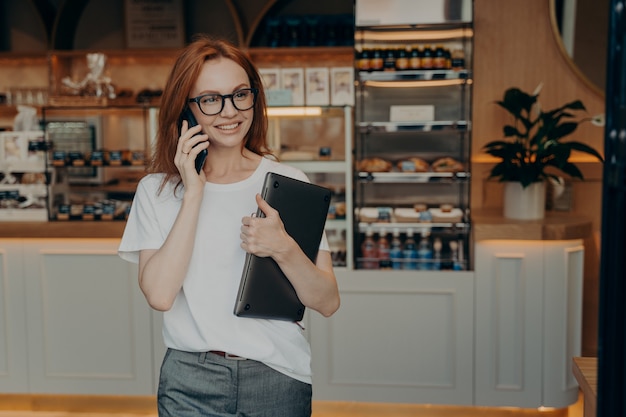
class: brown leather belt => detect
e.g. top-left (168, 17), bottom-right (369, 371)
top-left (209, 350), bottom-right (247, 360)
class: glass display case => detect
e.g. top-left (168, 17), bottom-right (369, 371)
top-left (41, 105), bottom-right (156, 221)
top-left (0, 130), bottom-right (49, 221)
top-left (40, 104), bottom-right (354, 267)
top-left (270, 106), bottom-right (353, 269)
top-left (353, 7), bottom-right (474, 271)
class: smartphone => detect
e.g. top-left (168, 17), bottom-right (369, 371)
top-left (179, 107), bottom-right (208, 173)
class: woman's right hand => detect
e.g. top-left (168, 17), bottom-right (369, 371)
top-left (175, 120), bottom-right (209, 192)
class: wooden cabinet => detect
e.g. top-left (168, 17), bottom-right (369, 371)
top-left (0, 238), bottom-right (155, 395)
top-left (475, 239), bottom-right (584, 408)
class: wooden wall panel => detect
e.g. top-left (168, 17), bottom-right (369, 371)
top-left (472, 0), bottom-right (604, 356)
top-left (472, 0), bottom-right (604, 206)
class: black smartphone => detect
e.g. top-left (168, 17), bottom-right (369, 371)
top-left (179, 107), bottom-right (208, 174)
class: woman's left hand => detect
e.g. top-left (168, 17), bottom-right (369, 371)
top-left (240, 194), bottom-right (293, 257)
top-left (241, 194), bottom-right (340, 317)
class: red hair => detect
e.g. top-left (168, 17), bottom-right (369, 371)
top-left (149, 35), bottom-right (271, 191)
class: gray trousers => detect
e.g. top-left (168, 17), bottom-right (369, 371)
top-left (157, 348), bottom-right (312, 417)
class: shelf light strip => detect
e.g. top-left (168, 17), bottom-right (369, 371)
top-left (266, 107), bottom-right (323, 116)
top-left (355, 28), bottom-right (473, 43)
top-left (364, 78), bottom-right (471, 88)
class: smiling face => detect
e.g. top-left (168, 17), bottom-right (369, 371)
top-left (189, 57), bottom-right (254, 152)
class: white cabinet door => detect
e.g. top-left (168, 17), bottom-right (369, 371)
top-left (475, 240), bottom-right (583, 408)
top-left (542, 241), bottom-right (584, 408)
top-left (475, 241), bottom-right (544, 407)
top-left (0, 239), bottom-right (29, 392)
top-left (22, 238), bottom-right (154, 395)
top-left (310, 269), bottom-right (475, 405)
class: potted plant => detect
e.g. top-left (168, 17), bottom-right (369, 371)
top-left (483, 85), bottom-right (604, 219)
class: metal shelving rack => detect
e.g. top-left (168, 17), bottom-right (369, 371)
top-left (353, 0), bottom-right (474, 271)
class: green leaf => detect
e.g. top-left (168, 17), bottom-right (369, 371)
top-left (486, 86), bottom-right (603, 187)
top-left (503, 125), bottom-right (522, 137)
top-left (548, 122), bottom-right (578, 140)
top-left (557, 162), bottom-right (584, 180)
top-left (497, 87), bottom-right (536, 118)
top-left (566, 141), bottom-right (605, 161)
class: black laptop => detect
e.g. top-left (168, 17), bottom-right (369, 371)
top-left (234, 172), bottom-right (331, 321)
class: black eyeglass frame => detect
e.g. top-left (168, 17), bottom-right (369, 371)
top-left (188, 88), bottom-right (259, 116)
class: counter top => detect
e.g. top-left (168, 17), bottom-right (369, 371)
top-left (572, 357), bottom-right (597, 417)
top-left (0, 221), bottom-right (126, 239)
top-left (472, 208), bottom-right (593, 241)
top-left (1, 209), bottom-right (593, 241)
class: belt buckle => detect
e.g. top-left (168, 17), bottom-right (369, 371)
top-left (225, 352), bottom-right (247, 361)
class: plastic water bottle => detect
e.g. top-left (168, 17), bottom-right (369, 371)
top-left (402, 228), bottom-right (418, 270)
top-left (417, 229), bottom-right (433, 270)
top-left (361, 227), bottom-right (378, 269)
top-left (377, 228), bottom-right (391, 269)
top-left (389, 228), bottom-right (404, 270)
top-left (432, 237), bottom-right (442, 270)
top-left (449, 240), bottom-right (464, 271)
top-left (454, 239), bottom-right (465, 271)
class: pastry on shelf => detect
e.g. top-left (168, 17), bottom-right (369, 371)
top-left (431, 156), bottom-right (464, 172)
top-left (429, 205), bottom-right (464, 222)
top-left (413, 203), bottom-right (428, 212)
top-left (394, 208), bottom-right (421, 222)
top-left (396, 157), bottom-right (430, 172)
top-left (357, 157), bottom-right (392, 172)
top-left (357, 207), bottom-right (393, 222)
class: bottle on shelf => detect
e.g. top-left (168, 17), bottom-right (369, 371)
top-left (449, 240), bottom-right (465, 271)
top-left (432, 237), bottom-right (442, 271)
top-left (417, 229), bottom-right (433, 270)
top-left (402, 228), bottom-right (418, 270)
top-left (370, 48), bottom-right (384, 71)
top-left (361, 227), bottom-right (378, 269)
top-left (377, 228), bottom-right (392, 269)
top-left (383, 48), bottom-right (396, 71)
top-left (421, 45), bottom-right (434, 69)
top-left (389, 227), bottom-right (404, 270)
top-left (395, 47), bottom-right (409, 71)
top-left (357, 48), bottom-right (371, 71)
top-left (451, 48), bottom-right (466, 70)
top-left (455, 239), bottom-right (465, 271)
top-left (433, 45), bottom-right (448, 69)
top-left (409, 45), bottom-right (422, 70)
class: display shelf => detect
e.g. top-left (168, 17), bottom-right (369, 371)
top-left (0, 208), bottom-right (48, 221)
top-left (0, 161), bottom-right (48, 173)
top-left (269, 105), bottom-right (353, 268)
top-left (358, 69), bottom-right (471, 81)
top-left (40, 105), bottom-right (156, 222)
top-left (357, 120), bottom-right (469, 132)
top-left (357, 222), bottom-right (471, 233)
top-left (354, 16), bottom-right (473, 271)
top-left (357, 171), bottom-right (470, 182)
top-left (283, 160), bottom-right (348, 173)
top-left (0, 183), bottom-right (48, 221)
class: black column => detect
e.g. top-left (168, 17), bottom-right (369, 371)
top-left (597, 1), bottom-right (626, 416)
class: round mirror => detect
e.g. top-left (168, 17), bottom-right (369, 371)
top-left (551, 0), bottom-right (610, 95)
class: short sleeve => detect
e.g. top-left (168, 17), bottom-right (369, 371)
top-left (118, 177), bottom-right (166, 263)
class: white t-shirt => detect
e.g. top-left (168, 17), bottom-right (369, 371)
top-left (118, 156), bottom-right (329, 383)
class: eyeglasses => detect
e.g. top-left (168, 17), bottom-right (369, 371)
top-left (188, 88), bottom-right (258, 116)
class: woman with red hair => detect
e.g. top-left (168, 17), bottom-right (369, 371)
top-left (119, 35), bottom-right (339, 417)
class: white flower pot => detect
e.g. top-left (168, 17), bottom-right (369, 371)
top-left (503, 181), bottom-right (546, 220)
